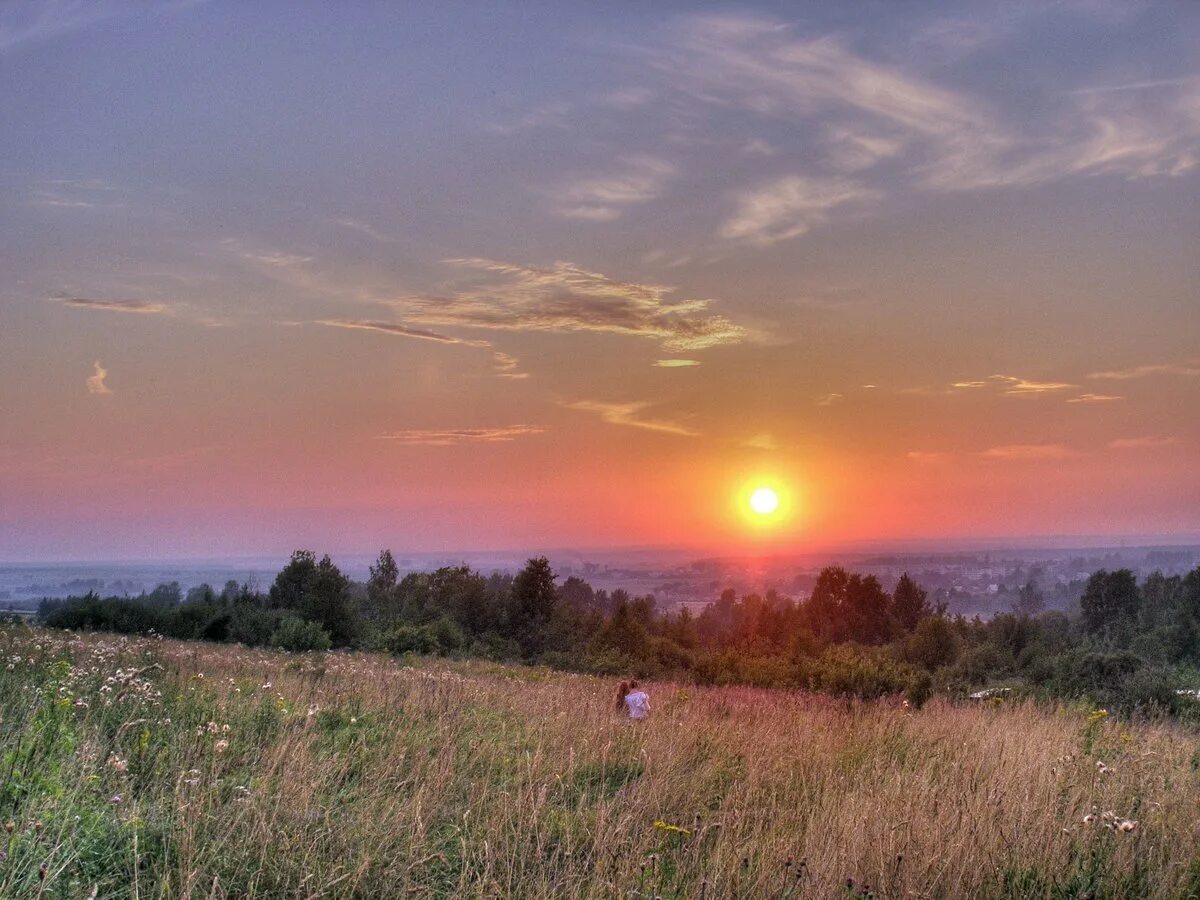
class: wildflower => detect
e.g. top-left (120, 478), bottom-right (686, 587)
top-left (1083, 814), bottom-right (1096, 824)
top-left (214, 739), bottom-right (229, 753)
top-left (109, 795), bottom-right (122, 805)
top-left (107, 754), bottom-right (128, 774)
top-left (652, 820), bottom-right (691, 836)
top-left (1119, 819), bottom-right (1138, 832)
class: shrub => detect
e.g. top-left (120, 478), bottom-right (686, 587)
top-left (904, 617), bottom-right (959, 671)
top-left (806, 644), bottom-right (924, 700)
top-left (270, 616), bottom-right (332, 652)
top-left (228, 605), bottom-right (285, 647)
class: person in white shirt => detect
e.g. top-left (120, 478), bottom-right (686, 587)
top-left (617, 679), bottom-right (650, 720)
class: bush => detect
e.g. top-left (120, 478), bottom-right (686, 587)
top-left (904, 617), bottom-right (958, 671)
top-left (271, 616), bottom-right (332, 652)
top-left (380, 617), bottom-right (465, 657)
top-left (805, 644), bottom-right (925, 700)
top-left (229, 605), bottom-right (285, 647)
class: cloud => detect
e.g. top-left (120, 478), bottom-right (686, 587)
top-left (1108, 436), bottom-right (1178, 449)
top-left (647, 13), bottom-right (1200, 193)
top-left (394, 258), bottom-right (746, 352)
top-left (720, 176), bottom-right (879, 245)
top-left (489, 351), bottom-right (528, 379)
top-left (951, 374), bottom-right (1076, 396)
top-left (824, 126), bottom-right (905, 172)
top-left (315, 319), bottom-right (524, 378)
top-left (654, 359), bottom-right (700, 368)
top-left (549, 155), bottom-right (676, 221)
top-left (563, 399), bottom-right (700, 436)
top-left (86, 360), bottom-right (111, 395)
top-left (741, 433), bottom-right (779, 451)
top-left (1067, 392), bottom-right (1124, 403)
top-left (240, 250), bottom-right (313, 268)
top-left (1087, 360), bottom-right (1200, 380)
top-left (907, 450), bottom-right (952, 463)
top-left (978, 443), bottom-right (1077, 460)
top-left (376, 425), bottom-right (543, 446)
top-left (314, 319), bottom-right (491, 347)
top-left (330, 217), bottom-right (397, 242)
top-left (816, 392), bottom-right (844, 406)
top-left (55, 297), bottom-right (168, 315)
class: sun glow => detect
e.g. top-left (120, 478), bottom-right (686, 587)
top-left (749, 487), bottom-right (779, 515)
top-left (733, 476), bottom-right (796, 534)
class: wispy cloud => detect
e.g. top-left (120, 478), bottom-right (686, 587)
top-left (549, 155), bottom-right (675, 221)
top-left (1068, 77), bottom-right (1200, 96)
top-left (314, 319), bottom-right (524, 378)
top-left (394, 258), bottom-right (746, 352)
top-left (1067, 392), bottom-right (1124, 403)
top-left (907, 450), bottom-right (952, 463)
top-left (55, 297), bottom-right (169, 315)
top-left (741, 433), bottom-right (779, 451)
top-left (951, 374), bottom-right (1076, 396)
top-left (314, 319), bottom-right (491, 348)
top-left (816, 392), bottom-right (844, 407)
top-left (376, 425), bottom-right (543, 446)
top-left (329, 217), bottom-right (398, 243)
top-left (85, 360), bottom-right (111, 395)
top-left (654, 359), bottom-right (700, 368)
top-left (1087, 360), bottom-right (1200, 380)
top-left (1108, 435), bottom-right (1178, 449)
top-left (646, 13), bottom-right (1200, 195)
top-left (2, 1), bottom-right (204, 55)
top-left (978, 443), bottom-right (1077, 460)
top-left (720, 176), bottom-right (879, 245)
top-left (563, 399), bottom-right (699, 436)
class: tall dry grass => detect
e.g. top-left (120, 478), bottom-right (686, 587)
top-left (2, 625), bottom-right (1198, 898)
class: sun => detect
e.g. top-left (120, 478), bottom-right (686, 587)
top-left (748, 486), bottom-right (779, 516)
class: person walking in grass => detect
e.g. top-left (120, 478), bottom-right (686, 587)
top-left (616, 679), bottom-right (650, 720)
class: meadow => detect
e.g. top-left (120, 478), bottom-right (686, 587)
top-left (3, 624), bottom-right (1199, 899)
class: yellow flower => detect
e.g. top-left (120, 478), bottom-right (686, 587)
top-left (653, 820), bottom-right (692, 836)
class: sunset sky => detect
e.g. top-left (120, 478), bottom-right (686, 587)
top-left (2, 0), bottom-right (1198, 560)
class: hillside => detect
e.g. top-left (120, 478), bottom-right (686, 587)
top-left (2, 625), bottom-right (1197, 898)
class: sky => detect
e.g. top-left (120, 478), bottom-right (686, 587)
top-left (1, 0), bottom-right (1198, 561)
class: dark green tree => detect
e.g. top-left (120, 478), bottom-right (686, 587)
top-left (892, 573), bottom-right (931, 631)
top-left (507, 557), bottom-right (557, 657)
top-left (1080, 569), bottom-right (1140, 641)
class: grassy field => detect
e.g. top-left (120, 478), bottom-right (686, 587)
top-left (2, 625), bottom-right (1199, 898)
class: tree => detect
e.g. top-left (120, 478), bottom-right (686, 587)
top-left (891, 573), bottom-right (931, 631)
top-left (558, 576), bottom-right (596, 611)
top-left (507, 557), bottom-right (557, 657)
top-left (1080, 569), bottom-right (1140, 640)
top-left (1012, 578), bottom-right (1045, 618)
top-left (186, 583), bottom-right (216, 605)
top-left (806, 567), bottom-right (850, 643)
top-left (269, 551), bottom-right (317, 610)
top-left (145, 582), bottom-right (182, 608)
top-left (366, 549), bottom-right (400, 622)
top-left (302, 555), bottom-right (356, 646)
top-left (905, 616), bottom-right (958, 671)
top-left (268, 550), bottom-right (357, 646)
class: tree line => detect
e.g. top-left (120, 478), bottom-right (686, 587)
top-left (35, 551), bottom-right (1200, 714)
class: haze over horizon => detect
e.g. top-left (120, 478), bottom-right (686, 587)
top-left (2, 0), bottom-right (1198, 561)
